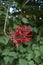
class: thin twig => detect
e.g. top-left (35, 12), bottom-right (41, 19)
top-left (24, 0), bottom-right (29, 5)
top-left (22, 0), bottom-right (29, 8)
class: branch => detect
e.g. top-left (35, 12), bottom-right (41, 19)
top-left (4, 6), bottom-right (10, 38)
top-left (24, 0), bottom-right (29, 5)
top-left (22, 0), bottom-right (29, 8)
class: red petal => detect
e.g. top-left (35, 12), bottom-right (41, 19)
top-left (13, 39), bottom-right (18, 45)
top-left (26, 33), bottom-right (32, 37)
top-left (23, 25), bottom-right (32, 35)
top-left (16, 38), bottom-right (22, 46)
top-left (16, 26), bottom-right (22, 36)
top-left (23, 25), bottom-right (27, 32)
top-left (22, 37), bottom-right (32, 42)
top-left (27, 28), bottom-right (32, 34)
top-left (13, 38), bottom-right (22, 46)
top-left (16, 29), bottom-right (19, 36)
top-left (17, 26), bottom-right (21, 32)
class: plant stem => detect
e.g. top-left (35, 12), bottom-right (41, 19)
top-left (4, 6), bottom-right (9, 37)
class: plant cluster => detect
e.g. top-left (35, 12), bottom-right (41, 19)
top-left (0, 0), bottom-right (43, 65)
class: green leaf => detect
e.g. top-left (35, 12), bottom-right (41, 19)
top-left (2, 48), bottom-right (10, 56)
top-left (9, 52), bottom-right (17, 58)
top-left (29, 60), bottom-right (36, 65)
top-left (19, 59), bottom-right (28, 65)
top-left (32, 44), bottom-right (39, 50)
top-left (2, 48), bottom-right (10, 53)
top-left (40, 46), bottom-right (43, 53)
top-left (40, 41), bottom-right (43, 44)
top-left (2, 50), bottom-right (18, 58)
top-left (34, 50), bottom-right (41, 58)
top-left (4, 56), bottom-right (11, 65)
top-left (13, 24), bottom-right (18, 29)
top-left (25, 41), bottom-right (32, 45)
top-left (22, 17), bottom-right (28, 23)
top-left (19, 46), bottom-right (26, 53)
top-left (4, 56), bottom-right (14, 65)
top-left (32, 27), bottom-right (38, 33)
top-left (34, 57), bottom-right (41, 64)
top-left (26, 51), bottom-right (34, 60)
top-left (37, 35), bottom-right (40, 41)
top-left (0, 36), bottom-right (9, 45)
top-left (39, 63), bottom-right (43, 65)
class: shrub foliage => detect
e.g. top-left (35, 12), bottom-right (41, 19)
top-left (0, 0), bottom-right (43, 65)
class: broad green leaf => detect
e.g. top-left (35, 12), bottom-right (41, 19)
top-left (37, 35), bottom-right (40, 41)
top-left (40, 37), bottom-right (43, 41)
top-left (19, 59), bottom-right (28, 65)
top-left (41, 56), bottom-right (43, 59)
top-left (2, 50), bottom-right (18, 58)
top-left (40, 46), bottom-right (43, 53)
top-left (22, 17), bottom-right (28, 23)
top-left (25, 41), bottom-right (32, 45)
top-left (4, 56), bottom-right (14, 65)
top-left (29, 60), bottom-right (36, 65)
top-left (2, 51), bottom-right (10, 56)
top-left (26, 51), bottom-right (34, 60)
top-left (39, 63), bottom-right (43, 65)
top-left (0, 36), bottom-right (9, 45)
top-left (9, 52), bottom-right (17, 58)
top-left (13, 24), bottom-right (18, 29)
top-left (32, 44), bottom-right (39, 50)
top-left (34, 50), bottom-right (41, 58)
top-left (34, 57), bottom-right (42, 64)
top-left (32, 27), bottom-right (38, 33)
top-left (2, 48), bottom-right (10, 56)
top-left (19, 46), bottom-right (26, 53)
top-left (4, 56), bottom-right (11, 65)
top-left (40, 41), bottom-right (43, 44)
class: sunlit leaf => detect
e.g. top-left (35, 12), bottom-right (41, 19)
top-left (19, 59), bottom-right (28, 65)
top-left (26, 51), bottom-right (34, 60)
top-left (29, 60), bottom-right (36, 65)
top-left (0, 36), bottom-right (9, 45)
top-left (22, 17), bottom-right (28, 23)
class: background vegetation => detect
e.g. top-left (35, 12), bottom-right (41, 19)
top-left (0, 0), bottom-right (43, 65)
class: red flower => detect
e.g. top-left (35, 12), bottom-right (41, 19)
top-left (10, 25), bottom-right (32, 46)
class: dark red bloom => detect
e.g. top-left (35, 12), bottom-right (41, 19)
top-left (10, 25), bottom-right (32, 46)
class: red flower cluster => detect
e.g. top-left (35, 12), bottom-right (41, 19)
top-left (10, 25), bottom-right (32, 46)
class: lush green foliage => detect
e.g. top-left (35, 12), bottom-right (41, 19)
top-left (0, 0), bottom-right (43, 65)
